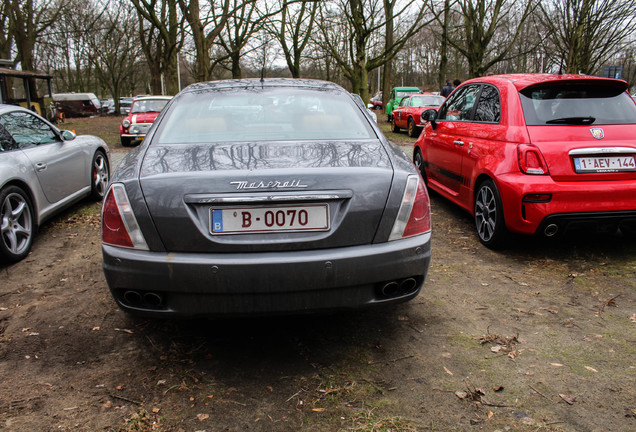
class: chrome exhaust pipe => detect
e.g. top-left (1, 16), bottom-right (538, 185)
top-left (123, 290), bottom-right (142, 305)
top-left (544, 223), bottom-right (559, 237)
top-left (400, 278), bottom-right (417, 294)
top-left (143, 292), bottom-right (163, 307)
top-left (381, 281), bottom-right (400, 297)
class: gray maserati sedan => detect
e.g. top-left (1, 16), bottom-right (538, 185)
top-left (101, 79), bottom-right (431, 317)
top-left (1, 105), bottom-right (110, 263)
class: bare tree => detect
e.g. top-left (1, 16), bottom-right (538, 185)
top-left (178, 0), bottom-right (232, 82)
top-left (88, 5), bottom-right (142, 111)
top-left (0, 1), bottom-right (13, 61)
top-left (317, 0), bottom-right (432, 104)
top-left (268, 0), bottom-right (318, 78)
top-left (8, 0), bottom-right (63, 73)
top-left (445, 0), bottom-right (539, 78)
top-left (131, 0), bottom-right (185, 95)
top-left (540, 0), bottom-right (636, 75)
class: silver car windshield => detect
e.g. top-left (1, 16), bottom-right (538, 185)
top-left (155, 87), bottom-right (376, 143)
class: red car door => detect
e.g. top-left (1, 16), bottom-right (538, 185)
top-left (425, 85), bottom-right (482, 197)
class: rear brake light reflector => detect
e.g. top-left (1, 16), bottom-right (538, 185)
top-left (389, 175), bottom-right (431, 241)
top-left (518, 144), bottom-right (549, 175)
top-left (101, 183), bottom-right (149, 250)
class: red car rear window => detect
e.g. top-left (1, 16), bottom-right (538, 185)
top-left (519, 83), bottom-right (636, 126)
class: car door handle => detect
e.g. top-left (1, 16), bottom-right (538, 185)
top-left (453, 140), bottom-right (465, 146)
top-left (36, 163), bottom-right (47, 171)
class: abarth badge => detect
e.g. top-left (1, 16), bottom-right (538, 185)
top-left (590, 128), bottom-right (604, 140)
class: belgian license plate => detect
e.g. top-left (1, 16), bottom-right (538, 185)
top-left (210, 204), bottom-right (329, 234)
top-left (574, 156), bottom-right (636, 173)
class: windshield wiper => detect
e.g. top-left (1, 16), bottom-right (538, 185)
top-left (546, 116), bottom-right (596, 125)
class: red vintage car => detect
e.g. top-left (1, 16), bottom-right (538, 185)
top-left (120, 96), bottom-right (172, 146)
top-left (413, 73), bottom-right (636, 247)
top-left (391, 93), bottom-right (446, 137)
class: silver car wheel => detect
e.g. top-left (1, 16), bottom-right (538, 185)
top-left (1, 189), bottom-right (33, 258)
top-left (475, 183), bottom-right (497, 242)
top-left (92, 151), bottom-right (109, 200)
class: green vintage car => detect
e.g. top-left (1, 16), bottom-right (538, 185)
top-left (386, 86), bottom-right (421, 121)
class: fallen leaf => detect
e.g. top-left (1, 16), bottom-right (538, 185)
top-left (114, 328), bottom-right (134, 334)
top-left (197, 414), bottom-right (209, 421)
top-left (551, 363), bottom-right (564, 367)
top-left (630, 314), bottom-right (636, 323)
top-left (490, 345), bottom-right (502, 353)
top-left (443, 366), bottom-right (454, 376)
top-left (585, 366), bottom-right (598, 373)
top-left (559, 394), bottom-right (576, 405)
top-left (488, 411), bottom-right (494, 419)
top-left (312, 408), bottom-right (326, 412)
top-left (493, 386), bottom-right (504, 392)
top-left (92, 327), bottom-right (100, 331)
top-left (455, 391), bottom-right (468, 400)
top-left (152, 408), bottom-right (160, 413)
top-left (441, 352), bottom-right (452, 359)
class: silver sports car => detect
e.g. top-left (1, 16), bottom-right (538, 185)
top-left (102, 79), bottom-right (431, 317)
top-left (0, 105), bottom-right (110, 263)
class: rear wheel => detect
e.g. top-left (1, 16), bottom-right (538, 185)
top-left (413, 149), bottom-right (427, 184)
top-left (0, 186), bottom-right (34, 263)
top-left (91, 150), bottom-right (110, 201)
top-left (391, 117), bottom-right (400, 133)
top-left (407, 118), bottom-right (420, 137)
top-left (474, 179), bottom-right (508, 248)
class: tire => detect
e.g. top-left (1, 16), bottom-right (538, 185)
top-left (407, 118), bottom-right (420, 137)
top-left (474, 179), bottom-right (508, 248)
top-left (0, 186), bottom-right (34, 263)
top-left (120, 136), bottom-right (132, 147)
top-left (391, 117), bottom-right (400, 133)
top-left (91, 150), bottom-right (110, 201)
top-left (413, 149), bottom-right (427, 184)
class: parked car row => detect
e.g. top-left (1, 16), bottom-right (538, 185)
top-left (5, 74), bottom-right (636, 321)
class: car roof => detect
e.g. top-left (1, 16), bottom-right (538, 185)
top-left (133, 96), bottom-right (173, 101)
top-left (462, 73), bottom-right (628, 92)
top-left (393, 87), bottom-right (420, 91)
top-left (182, 78), bottom-right (345, 94)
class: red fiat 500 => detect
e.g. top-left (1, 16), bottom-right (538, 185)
top-left (413, 73), bottom-right (636, 247)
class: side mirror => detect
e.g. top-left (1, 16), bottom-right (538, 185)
top-left (421, 109), bottom-right (438, 129)
top-left (61, 130), bottom-right (76, 141)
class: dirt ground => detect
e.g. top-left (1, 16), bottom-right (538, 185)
top-left (0, 117), bottom-right (635, 432)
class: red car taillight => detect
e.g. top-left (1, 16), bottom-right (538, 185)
top-left (518, 144), bottom-right (549, 175)
top-left (101, 184), bottom-right (149, 250)
top-left (389, 175), bottom-right (431, 241)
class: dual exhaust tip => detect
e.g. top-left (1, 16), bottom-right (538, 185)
top-left (379, 277), bottom-right (419, 298)
top-left (122, 290), bottom-right (165, 309)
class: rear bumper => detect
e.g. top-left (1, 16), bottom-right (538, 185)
top-left (496, 173), bottom-right (636, 235)
top-left (102, 233), bottom-right (431, 317)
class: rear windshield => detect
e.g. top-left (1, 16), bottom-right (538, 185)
top-left (519, 83), bottom-right (636, 125)
top-left (155, 87), bottom-right (376, 143)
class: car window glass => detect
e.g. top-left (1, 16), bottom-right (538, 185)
top-left (519, 83), bottom-right (636, 125)
top-left (438, 85), bottom-right (481, 121)
top-left (0, 123), bottom-right (18, 152)
top-left (399, 98), bottom-right (409, 107)
top-left (0, 111), bottom-right (58, 149)
top-left (474, 85), bottom-right (501, 123)
top-left (156, 88), bottom-right (376, 143)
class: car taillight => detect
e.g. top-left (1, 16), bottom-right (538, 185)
top-left (389, 175), bottom-right (431, 241)
top-left (518, 144), bottom-right (549, 175)
top-left (101, 183), bottom-right (149, 250)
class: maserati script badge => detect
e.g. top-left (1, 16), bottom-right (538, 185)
top-left (590, 128), bottom-right (604, 140)
top-left (230, 180), bottom-right (308, 190)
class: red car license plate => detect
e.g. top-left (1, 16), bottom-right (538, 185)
top-left (574, 156), bottom-right (636, 173)
top-left (210, 204), bottom-right (329, 234)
